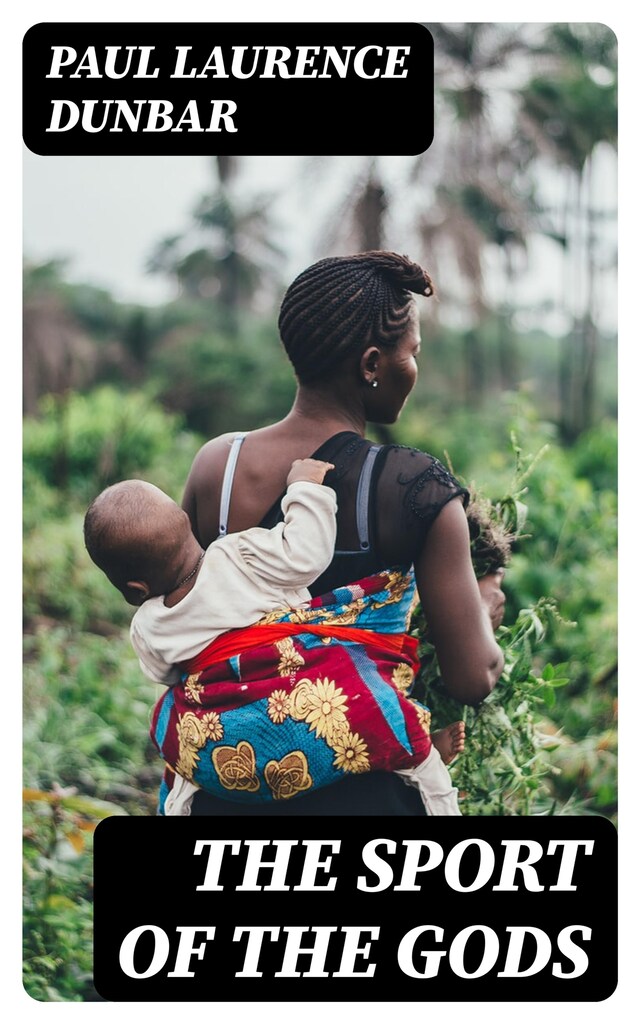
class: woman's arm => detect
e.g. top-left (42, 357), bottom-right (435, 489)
top-left (415, 496), bottom-right (505, 704)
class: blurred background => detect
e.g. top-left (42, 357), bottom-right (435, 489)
top-left (23, 23), bottom-right (617, 999)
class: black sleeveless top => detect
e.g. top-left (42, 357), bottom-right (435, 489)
top-left (190, 430), bottom-right (468, 817)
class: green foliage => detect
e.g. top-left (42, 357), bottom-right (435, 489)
top-left (23, 625), bottom-right (163, 999)
top-left (23, 258), bottom-right (71, 298)
top-left (23, 788), bottom-right (124, 1001)
top-left (23, 385), bottom-right (202, 503)
top-left (572, 418), bottom-right (617, 493)
top-left (23, 391), bottom-right (617, 997)
top-left (150, 319), bottom-right (295, 436)
top-left (23, 390), bottom-right (190, 999)
top-left (409, 422), bottom-right (617, 818)
top-left (503, 431), bottom-right (617, 691)
top-left (24, 627), bottom-right (162, 808)
top-left (418, 601), bottom-right (575, 815)
top-left (24, 513), bottom-right (130, 631)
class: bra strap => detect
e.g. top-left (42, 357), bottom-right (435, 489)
top-left (355, 444), bottom-right (382, 551)
top-left (218, 433), bottom-right (247, 537)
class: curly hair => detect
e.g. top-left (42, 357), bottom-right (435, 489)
top-left (278, 250), bottom-right (434, 383)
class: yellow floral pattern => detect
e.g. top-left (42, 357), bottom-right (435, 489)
top-left (410, 700), bottom-right (432, 736)
top-left (371, 570), bottom-right (412, 609)
top-left (267, 689), bottom-right (291, 724)
top-left (153, 567), bottom-right (424, 806)
top-left (392, 663), bottom-right (415, 694)
top-left (175, 711), bottom-right (207, 780)
top-left (184, 672), bottom-right (204, 704)
top-left (201, 711), bottom-right (224, 742)
top-left (291, 677), bottom-right (349, 744)
top-left (289, 678), bottom-right (314, 721)
top-left (257, 605), bottom-right (298, 626)
top-left (261, 570), bottom-right (413, 631)
top-left (275, 637), bottom-right (305, 677)
top-left (212, 740), bottom-right (260, 794)
top-left (264, 751), bottom-right (313, 800)
top-left (303, 603), bottom-right (364, 627)
top-left (332, 731), bottom-right (370, 774)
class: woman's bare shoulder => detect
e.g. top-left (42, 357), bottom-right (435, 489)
top-left (188, 431), bottom-right (244, 476)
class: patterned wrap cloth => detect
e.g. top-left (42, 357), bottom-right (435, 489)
top-left (150, 567), bottom-right (433, 812)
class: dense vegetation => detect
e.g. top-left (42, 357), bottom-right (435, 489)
top-left (22, 21), bottom-right (617, 1003)
top-left (22, 351), bottom-right (617, 1000)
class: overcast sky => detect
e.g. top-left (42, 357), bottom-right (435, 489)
top-left (22, 151), bottom-right (310, 304)
top-left (20, 10), bottom-right (619, 330)
top-left (23, 145), bottom-right (618, 337)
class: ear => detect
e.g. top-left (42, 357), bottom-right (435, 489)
top-left (125, 579), bottom-right (151, 606)
top-left (359, 346), bottom-right (381, 386)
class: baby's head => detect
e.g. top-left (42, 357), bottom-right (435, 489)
top-left (84, 480), bottom-right (195, 606)
top-left (466, 493), bottom-right (515, 578)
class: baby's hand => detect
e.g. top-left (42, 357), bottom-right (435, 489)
top-left (287, 458), bottom-right (335, 487)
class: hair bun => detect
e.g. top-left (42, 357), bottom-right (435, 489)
top-left (356, 250), bottom-right (435, 298)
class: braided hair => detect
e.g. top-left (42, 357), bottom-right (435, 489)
top-left (278, 251), bottom-right (434, 384)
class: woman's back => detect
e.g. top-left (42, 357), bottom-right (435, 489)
top-left (184, 428), bottom-right (467, 593)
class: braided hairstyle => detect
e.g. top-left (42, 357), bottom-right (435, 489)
top-left (278, 251), bottom-right (434, 384)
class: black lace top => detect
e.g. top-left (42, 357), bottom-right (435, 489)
top-left (260, 431), bottom-right (468, 596)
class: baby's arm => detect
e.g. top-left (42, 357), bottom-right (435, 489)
top-left (285, 458), bottom-right (335, 488)
top-left (234, 459), bottom-right (337, 589)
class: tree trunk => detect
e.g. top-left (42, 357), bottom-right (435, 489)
top-left (578, 156), bottom-right (599, 434)
top-left (497, 246), bottom-right (520, 390)
top-left (463, 327), bottom-right (485, 408)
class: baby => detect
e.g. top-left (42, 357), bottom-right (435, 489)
top-left (84, 458), bottom-right (464, 815)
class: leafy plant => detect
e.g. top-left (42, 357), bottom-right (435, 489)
top-left (411, 438), bottom-right (590, 816)
top-left (23, 627), bottom-right (163, 808)
top-left (23, 628), bottom-right (164, 999)
top-left (23, 788), bottom-right (124, 1001)
top-left (421, 601), bottom-right (575, 815)
top-left (23, 385), bottom-right (198, 502)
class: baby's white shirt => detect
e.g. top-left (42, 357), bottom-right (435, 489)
top-left (129, 480), bottom-right (337, 685)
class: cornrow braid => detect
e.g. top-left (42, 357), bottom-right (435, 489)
top-left (278, 251), bottom-right (435, 384)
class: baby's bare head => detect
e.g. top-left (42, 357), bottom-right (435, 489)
top-left (84, 479), bottom-right (192, 605)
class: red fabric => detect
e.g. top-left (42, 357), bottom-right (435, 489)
top-left (181, 621), bottom-right (420, 676)
top-left (151, 568), bottom-right (434, 806)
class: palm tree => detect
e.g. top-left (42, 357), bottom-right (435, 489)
top-left (413, 23), bottom-right (537, 404)
top-left (518, 23), bottom-right (617, 438)
top-left (148, 160), bottom-right (285, 335)
top-left (306, 156), bottom-right (390, 257)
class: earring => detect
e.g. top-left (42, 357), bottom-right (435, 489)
top-left (370, 379), bottom-right (378, 388)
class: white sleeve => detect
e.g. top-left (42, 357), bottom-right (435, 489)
top-left (129, 617), bottom-right (180, 686)
top-left (235, 481), bottom-right (337, 589)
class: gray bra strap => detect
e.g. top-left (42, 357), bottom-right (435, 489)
top-left (218, 433), bottom-right (247, 536)
top-left (355, 444), bottom-right (382, 551)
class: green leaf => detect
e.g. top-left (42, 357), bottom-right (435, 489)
top-left (59, 794), bottom-right (128, 819)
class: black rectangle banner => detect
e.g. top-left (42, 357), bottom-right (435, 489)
top-left (23, 22), bottom-right (434, 156)
top-left (93, 815), bottom-right (616, 1001)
